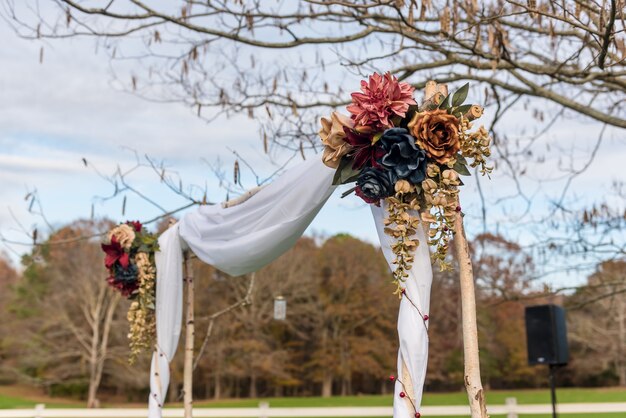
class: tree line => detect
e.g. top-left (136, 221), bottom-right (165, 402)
top-left (0, 219), bottom-right (624, 406)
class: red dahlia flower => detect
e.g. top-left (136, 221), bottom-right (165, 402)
top-left (347, 72), bottom-right (416, 130)
top-left (101, 236), bottom-right (130, 269)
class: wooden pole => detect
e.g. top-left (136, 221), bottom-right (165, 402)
top-left (424, 80), bottom-right (488, 418)
top-left (453, 200), bottom-right (488, 418)
top-left (183, 251), bottom-right (195, 418)
top-left (177, 188), bottom-right (262, 417)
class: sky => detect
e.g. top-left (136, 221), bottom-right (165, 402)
top-left (0, 22), bottom-right (385, 261)
top-left (1, 17), bottom-right (624, 288)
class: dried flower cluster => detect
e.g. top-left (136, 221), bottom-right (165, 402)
top-left (127, 252), bottom-right (157, 363)
top-left (459, 118), bottom-right (493, 176)
top-left (421, 167), bottom-right (461, 271)
top-left (384, 185), bottom-right (421, 295)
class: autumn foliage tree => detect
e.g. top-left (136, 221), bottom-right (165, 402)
top-left (7, 220), bottom-right (130, 407)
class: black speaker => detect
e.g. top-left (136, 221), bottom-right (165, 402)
top-left (525, 304), bottom-right (569, 366)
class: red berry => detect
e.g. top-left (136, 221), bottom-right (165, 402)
top-left (415, 413), bottom-right (421, 418)
top-left (443, 226), bottom-right (449, 232)
top-left (423, 314), bottom-right (429, 321)
top-left (455, 206), bottom-right (462, 212)
top-left (401, 288), bottom-right (406, 295)
top-left (399, 391), bottom-right (406, 398)
top-left (389, 375), bottom-right (395, 382)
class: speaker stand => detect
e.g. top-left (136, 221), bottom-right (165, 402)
top-left (548, 364), bottom-right (558, 418)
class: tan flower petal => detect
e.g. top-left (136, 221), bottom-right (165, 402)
top-left (319, 111), bottom-right (355, 168)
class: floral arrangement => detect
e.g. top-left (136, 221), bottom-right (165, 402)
top-left (319, 72), bottom-right (492, 294)
top-left (101, 221), bottom-right (159, 363)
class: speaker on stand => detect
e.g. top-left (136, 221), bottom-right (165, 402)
top-left (525, 304), bottom-right (569, 418)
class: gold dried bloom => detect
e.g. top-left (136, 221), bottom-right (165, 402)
top-left (441, 169), bottom-right (460, 186)
top-left (426, 163), bottom-right (440, 178)
top-left (384, 197), bottom-right (421, 296)
top-left (319, 111), bottom-right (354, 168)
top-left (127, 251), bottom-right (157, 364)
top-left (394, 179), bottom-right (413, 194)
top-left (422, 178), bottom-right (437, 193)
top-left (459, 119), bottom-right (493, 176)
top-left (408, 109), bottom-right (461, 164)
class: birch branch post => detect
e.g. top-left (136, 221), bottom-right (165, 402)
top-left (177, 186), bottom-right (264, 418)
top-left (423, 80), bottom-right (489, 418)
top-left (453, 207), bottom-right (488, 418)
top-left (183, 250), bottom-right (195, 418)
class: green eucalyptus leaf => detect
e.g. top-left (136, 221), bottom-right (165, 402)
top-left (455, 153), bottom-right (468, 165)
top-left (332, 157), bottom-right (361, 185)
top-left (451, 104), bottom-right (473, 117)
top-left (452, 83), bottom-right (470, 107)
top-left (453, 160), bottom-right (471, 176)
top-left (438, 94), bottom-right (451, 109)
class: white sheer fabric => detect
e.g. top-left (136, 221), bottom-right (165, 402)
top-left (372, 203), bottom-right (432, 417)
top-left (149, 158), bottom-right (336, 418)
top-left (149, 158), bottom-right (432, 418)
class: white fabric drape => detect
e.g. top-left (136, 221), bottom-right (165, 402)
top-left (149, 157), bottom-right (432, 418)
top-left (372, 203), bottom-right (432, 417)
top-left (149, 158), bottom-right (336, 418)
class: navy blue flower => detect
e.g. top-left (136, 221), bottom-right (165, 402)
top-left (378, 128), bottom-right (428, 184)
top-left (114, 262), bottom-right (139, 286)
top-left (355, 167), bottom-right (396, 204)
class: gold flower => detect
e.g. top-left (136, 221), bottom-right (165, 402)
top-left (319, 111), bottom-right (354, 169)
top-left (408, 109), bottom-right (461, 164)
top-left (109, 224), bottom-right (136, 250)
top-left (394, 179), bottom-right (413, 194)
top-left (426, 163), bottom-right (440, 178)
top-left (441, 169), bottom-right (460, 186)
top-left (422, 178), bottom-right (438, 193)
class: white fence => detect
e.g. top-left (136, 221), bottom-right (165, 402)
top-left (2, 400), bottom-right (626, 418)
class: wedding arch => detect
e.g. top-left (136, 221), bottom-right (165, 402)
top-left (103, 79), bottom-right (491, 418)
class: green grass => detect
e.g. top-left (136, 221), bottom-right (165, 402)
top-left (0, 393), bottom-right (78, 409)
top-left (191, 387), bottom-right (626, 408)
top-left (2, 386), bottom-right (625, 411)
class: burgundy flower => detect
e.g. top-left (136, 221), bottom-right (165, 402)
top-left (347, 72), bottom-right (416, 130)
top-left (128, 221), bottom-right (142, 232)
top-left (107, 275), bottom-right (138, 298)
top-left (344, 128), bottom-right (385, 170)
top-left (355, 186), bottom-right (381, 205)
top-left (101, 236), bottom-right (130, 269)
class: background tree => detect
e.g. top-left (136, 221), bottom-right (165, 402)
top-left (567, 260), bottom-right (626, 387)
top-left (0, 255), bottom-right (19, 383)
top-left (306, 235), bottom-right (397, 397)
top-left (9, 220), bottom-right (129, 407)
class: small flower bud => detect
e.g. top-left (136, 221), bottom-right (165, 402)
top-left (395, 179), bottom-right (412, 194)
top-left (422, 179), bottom-right (437, 193)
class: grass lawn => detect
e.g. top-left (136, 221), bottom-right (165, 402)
top-left (0, 394), bottom-right (80, 409)
top-left (1, 385), bottom-right (625, 412)
top-left (191, 387), bottom-right (626, 408)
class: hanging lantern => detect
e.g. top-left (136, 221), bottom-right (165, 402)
top-left (273, 296), bottom-right (286, 320)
